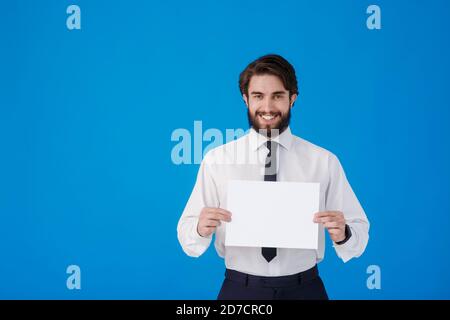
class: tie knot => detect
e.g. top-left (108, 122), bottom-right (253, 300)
top-left (265, 140), bottom-right (278, 156)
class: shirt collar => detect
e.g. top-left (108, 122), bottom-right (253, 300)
top-left (248, 126), bottom-right (294, 152)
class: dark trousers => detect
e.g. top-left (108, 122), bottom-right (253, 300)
top-left (217, 265), bottom-right (328, 300)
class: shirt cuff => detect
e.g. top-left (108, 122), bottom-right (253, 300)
top-left (335, 224), bottom-right (352, 245)
top-left (333, 225), bottom-right (358, 263)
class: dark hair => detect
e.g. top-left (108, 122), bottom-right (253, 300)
top-left (239, 54), bottom-right (298, 98)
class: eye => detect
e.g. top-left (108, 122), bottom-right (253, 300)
top-left (254, 94), bottom-right (263, 100)
top-left (274, 94), bottom-right (282, 100)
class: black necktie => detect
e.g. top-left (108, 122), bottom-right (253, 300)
top-left (262, 140), bottom-right (278, 262)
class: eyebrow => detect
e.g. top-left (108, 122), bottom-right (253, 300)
top-left (250, 91), bottom-right (287, 95)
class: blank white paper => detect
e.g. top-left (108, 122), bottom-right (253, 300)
top-left (225, 180), bottom-right (319, 249)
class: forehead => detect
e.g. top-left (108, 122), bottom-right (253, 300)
top-left (248, 74), bottom-right (287, 93)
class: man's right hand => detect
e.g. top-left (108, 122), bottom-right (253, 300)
top-left (197, 207), bottom-right (232, 238)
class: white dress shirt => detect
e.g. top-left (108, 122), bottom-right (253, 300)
top-left (177, 127), bottom-right (369, 277)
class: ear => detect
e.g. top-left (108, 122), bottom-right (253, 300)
top-left (243, 94), bottom-right (249, 108)
top-left (290, 93), bottom-right (298, 108)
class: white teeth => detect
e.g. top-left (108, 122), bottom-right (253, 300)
top-left (261, 114), bottom-right (275, 120)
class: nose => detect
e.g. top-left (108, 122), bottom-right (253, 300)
top-left (260, 97), bottom-right (274, 113)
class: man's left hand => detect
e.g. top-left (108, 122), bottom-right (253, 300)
top-left (313, 211), bottom-right (346, 243)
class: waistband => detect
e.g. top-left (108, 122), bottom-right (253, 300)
top-left (224, 265), bottom-right (319, 288)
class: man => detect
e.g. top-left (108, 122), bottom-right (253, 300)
top-left (177, 54), bottom-right (369, 300)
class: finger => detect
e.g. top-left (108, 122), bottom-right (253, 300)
top-left (327, 228), bottom-right (344, 235)
top-left (207, 208), bottom-right (231, 218)
top-left (205, 219), bottom-right (221, 227)
top-left (206, 212), bottom-right (232, 222)
top-left (314, 211), bottom-right (342, 219)
top-left (323, 221), bottom-right (343, 229)
top-left (316, 216), bottom-right (343, 224)
top-left (316, 217), bottom-right (335, 223)
top-left (202, 226), bottom-right (217, 236)
top-left (315, 215), bottom-right (346, 224)
top-left (207, 208), bottom-right (232, 217)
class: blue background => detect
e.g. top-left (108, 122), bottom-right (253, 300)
top-left (1, 0), bottom-right (449, 299)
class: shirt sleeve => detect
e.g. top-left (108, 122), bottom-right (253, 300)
top-left (325, 153), bottom-right (370, 263)
top-left (177, 153), bottom-right (220, 257)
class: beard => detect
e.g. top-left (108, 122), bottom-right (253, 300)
top-left (247, 107), bottom-right (291, 138)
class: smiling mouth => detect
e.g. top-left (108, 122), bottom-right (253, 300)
top-left (258, 113), bottom-right (280, 121)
